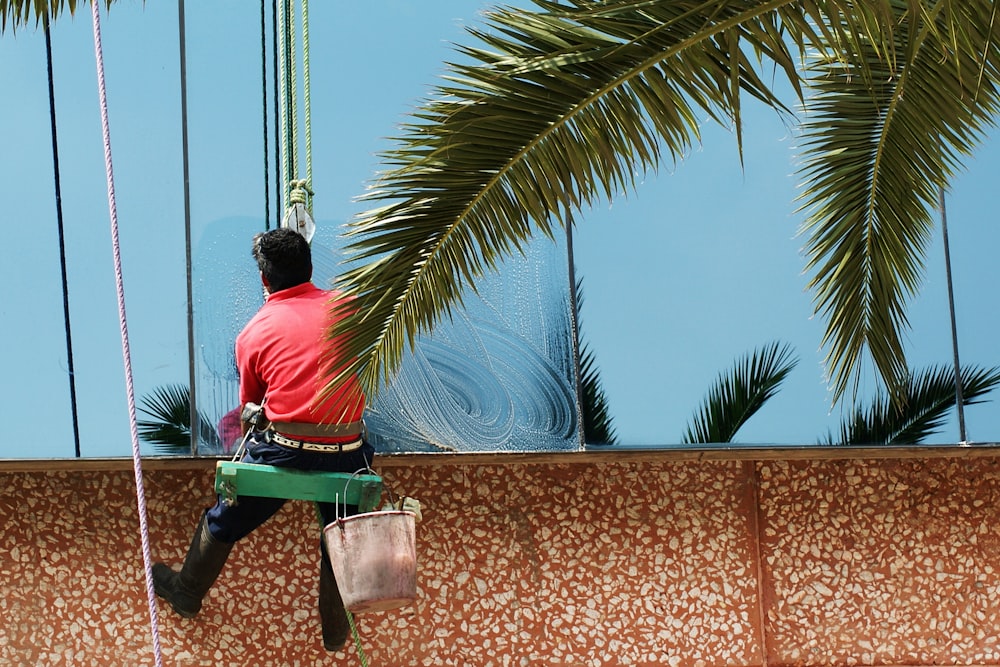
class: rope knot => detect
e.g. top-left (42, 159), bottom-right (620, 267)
top-left (282, 178), bottom-right (316, 243)
top-left (288, 178), bottom-right (313, 205)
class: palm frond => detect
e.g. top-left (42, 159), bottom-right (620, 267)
top-left (137, 383), bottom-right (220, 454)
top-left (822, 365), bottom-right (1000, 445)
top-left (682, 341), bottom-right (798, 444)
top-left (326, 0), bottom-right (863, 401)
top-left (325, 0), bottom-right (978, 405)
top-left (0, 0), bottom-right (95, 33)
top-left (797, 0), bottom-right (1000, 403)
top-left (574, 278), bottom-right (616, 445)
top-left (579, 342), bottom-right (617, 444)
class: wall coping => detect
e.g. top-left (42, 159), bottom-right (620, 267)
top-left (2, 442), bottom-right (999, 472)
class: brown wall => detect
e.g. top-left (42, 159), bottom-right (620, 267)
top-left (2, 450), bottom-right (1000, 666)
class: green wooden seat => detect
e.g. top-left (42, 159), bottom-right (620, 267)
top-left (215, 460), bottom-right (383, 512)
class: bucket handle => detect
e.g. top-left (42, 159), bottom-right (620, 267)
top-left (335, 466), bottom-right (392, 523)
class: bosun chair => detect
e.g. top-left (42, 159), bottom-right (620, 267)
top-left (214, 460), bottom-right (383, 511)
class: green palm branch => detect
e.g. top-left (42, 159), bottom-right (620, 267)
top-left (328, 0), bottom-right (802, 400)
top-left (0, 0), bottom-right (93, 32)
top-left (13, 0), bottom-right (998, 415)
top-left (797, 1), bottom-right (1000, 403)
top-left (822, 365), bottom-right (1000, 445)
top-left (580, 344), bottom-right (617, 444)
top-left (137, 384), bottom-right (220, 454)
top-left (682, 341), bottom-right (797, 444)
top-left (321, 0), bottom-right (1000, 409)
top-left (575, 278), bottom-right (617, 445)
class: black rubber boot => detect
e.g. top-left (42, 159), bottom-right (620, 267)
top-left (152, 513), bottom-right (233, 618)
top-left (320, 542), bottom-right (350, 651)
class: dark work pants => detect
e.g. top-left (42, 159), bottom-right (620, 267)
top-left (205, 432), bottom-right (375, 543)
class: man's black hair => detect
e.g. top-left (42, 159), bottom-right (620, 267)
top-left (252, 228), bottom-right (312, 292)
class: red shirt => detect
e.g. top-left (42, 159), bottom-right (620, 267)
top-left (235, 282), bottom-right (365, 442)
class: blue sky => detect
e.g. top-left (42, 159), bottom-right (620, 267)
top-left (2, 1), bottom-right (998, 459)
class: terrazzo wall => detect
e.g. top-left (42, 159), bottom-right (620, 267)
top-left (2, 453), bottom-right (1000, 666)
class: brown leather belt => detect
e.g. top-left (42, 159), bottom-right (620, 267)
top-left (268, 431), bottom-right (365, 453)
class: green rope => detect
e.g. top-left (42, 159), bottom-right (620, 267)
top-left (347, 610), bottom-right (369, 667)
top-left (275, 0), bottom-right (314, 216)
top-left (301, 0), bottom-right (313, 213)
top-left (314, 503), bottom-right (369, 666)
top-left (288, 0), bottom-right (298, 197)
top-left (288, 179), bottom-right (312, 207)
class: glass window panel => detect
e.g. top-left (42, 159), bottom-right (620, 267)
top-left (192, 220), bottom-right (581, 455)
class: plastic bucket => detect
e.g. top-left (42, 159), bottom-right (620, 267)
top-left (323, 510), bottom-right (417, 613)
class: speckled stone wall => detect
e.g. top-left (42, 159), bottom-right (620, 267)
top-left (2, 455), bottom-right (999, 666)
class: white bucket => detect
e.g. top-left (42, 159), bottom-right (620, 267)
top-left (323, 510), bottom-right (417, 613)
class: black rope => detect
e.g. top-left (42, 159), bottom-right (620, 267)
top-left (565, 217), bottom-right (586, 450)
top-left (271, 0), bottom-right (282, 215)
top-left (282, 0), bottom-right (295, 192)
top-left (178, 0), bottom-right (198, 454)
top-left (261, 0), bottom-right (271, 230)
top-left (44, 13), bottom-right (82, 458)
top-left (940, 186), bottom-right (967, 442)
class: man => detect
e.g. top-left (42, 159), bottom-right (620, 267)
top-left (153, 227), bottom-right (373, 651)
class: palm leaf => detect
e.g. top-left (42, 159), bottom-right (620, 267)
top-left (797, 0), bottom-right (1000, 403)
top-left (574, 278), bottom-right (617, 445)
top-left (822, 365), bottom-right (1000, 445)
top-left (682, 341), bottom-right (798, 444)
top-left (137, 383), bottom-right (220, 454)
top-left (579, 342), bottom-right (617, 444)
top-left (326, 0), bottom-right (916, 403)
top-left (0, 0), bottom-right (102, 33)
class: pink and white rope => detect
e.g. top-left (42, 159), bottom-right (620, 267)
top-left (89, 3), bottom-right (164, 664)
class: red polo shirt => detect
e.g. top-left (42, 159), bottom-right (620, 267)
top-left (235, 282), bottom-right (365, 442)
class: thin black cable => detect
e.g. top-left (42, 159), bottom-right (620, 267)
top-left (178, 0), bottom-right (198, 453)
top-left (272, 0), bottom-right (282, 214)
top-left (44, 13), bottom-right (82, 458)
top-left (565, 218), bottom-right (586, 450)
top-left (261, 0), bottom-right (270, 230)
top-left (940, 186), bottom-right (967, 443)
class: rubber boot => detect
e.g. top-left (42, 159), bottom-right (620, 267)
top-left (152, 513), bottom-right (233, 618)
top-left (320, 542), bottom-right (350, 650)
